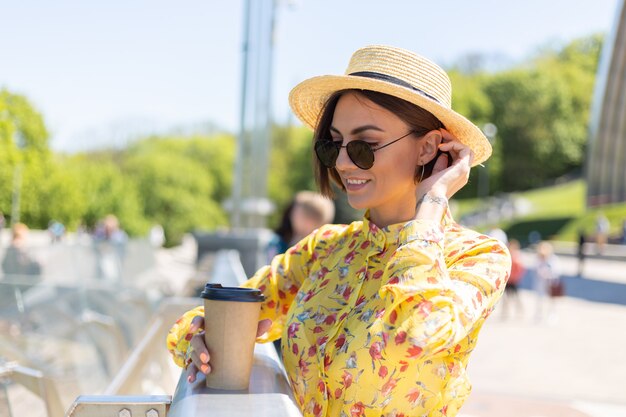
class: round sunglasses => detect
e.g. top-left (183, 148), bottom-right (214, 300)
top-left (314, 131), bottom-right (415, 170)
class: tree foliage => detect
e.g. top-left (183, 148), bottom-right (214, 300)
top-left (123, 137), bottom-right (230, 245)
top-left (483, 34), bottom-right (602, 191)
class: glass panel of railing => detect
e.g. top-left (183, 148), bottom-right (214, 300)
top-left (0, 236), bottom-right (165, 415)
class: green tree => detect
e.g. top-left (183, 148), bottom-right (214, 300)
top-left (123, 142), bottom-right (227, 245)
top-left (0, 89), bottom-right (53, 227)
top-left (65, 154), bottom-right (148, 235)
top-left (483, 34), bottom-right (602, 191)
top-left (0, 89), bottom-right (49, 152)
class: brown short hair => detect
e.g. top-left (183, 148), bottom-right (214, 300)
top-left (313, 90), bottom-right (445, 197)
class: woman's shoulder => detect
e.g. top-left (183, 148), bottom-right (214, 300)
top-left (445, 221), bottom-right (509, 254)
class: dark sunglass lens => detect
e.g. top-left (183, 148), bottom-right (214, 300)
top-left (347, 141), bottom-right (375, 169)
top-left (315, 141), bottom-right (339, 168)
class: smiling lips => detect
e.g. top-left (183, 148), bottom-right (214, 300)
top-left (344, 178), bottom-right (370, 191)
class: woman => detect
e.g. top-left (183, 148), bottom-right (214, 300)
top-left (167, 45), bottom-right (511, 417)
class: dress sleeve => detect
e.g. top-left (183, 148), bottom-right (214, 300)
top-left (166, 229), bottom-right (322, 367)
top-left (166, 305), bottom-right (204, 368)
top-left (242, 229), bottom-right (321, 343)
top-left (378, 219), bottom-right (511, 360)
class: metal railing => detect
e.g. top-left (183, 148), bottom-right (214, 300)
top-left (64, 250), bottom-right (302, 417)
top-left (2, 242), bottom-right (302, 417)
top-left (65, 340), bottom-right (301, 417)
top-left (0, 362), bottom-right (65, 417)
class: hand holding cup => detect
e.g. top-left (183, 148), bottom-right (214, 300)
top-left (186, 316), bottom-right (272, 383)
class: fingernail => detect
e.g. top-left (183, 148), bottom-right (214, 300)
top-left (187, 375), bottom-right (194, 383)
top-left (200, 364), bottom-right (209, 374)
top-left (200, 352), bottom-right (209, 363)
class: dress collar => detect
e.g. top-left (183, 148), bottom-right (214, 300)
top-left (363, 208), bottom-right (454, 251)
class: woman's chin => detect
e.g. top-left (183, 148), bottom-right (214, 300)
top-left (346, 195), bottom-right (370, 211)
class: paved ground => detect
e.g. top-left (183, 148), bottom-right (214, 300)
top-left (459, 246), bottom-right (626, 417)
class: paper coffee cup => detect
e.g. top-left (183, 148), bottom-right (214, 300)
top-left (200, 283), bottom-right (265, 390)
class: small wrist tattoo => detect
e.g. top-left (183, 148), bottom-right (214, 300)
top-left (417, 194), bottom-right (448, 208)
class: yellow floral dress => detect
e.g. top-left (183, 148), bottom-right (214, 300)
top-left (167, 210), bottom-right (511, 417)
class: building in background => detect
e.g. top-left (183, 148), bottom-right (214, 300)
top-left (586, 0), bottom-right (626, 207)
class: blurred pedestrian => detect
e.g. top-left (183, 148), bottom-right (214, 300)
top-left (267, 191), bottom-right (335, 261)
top-left (621, 219), bottom-right (626, 245)
top-left (528, 230), bottom-right (541, 246)
top-left (149, 224), bottom-right (165, 248)
top-left (500, 239), bottom-right (524, 319)
top-left (2, 223), bottom-right (42, 278)
top-left (577, 228), bottom-right (586, 277)
top-left (594, 213), bottom-right (610, 255)
top-left (47, 220), bottom-right (65, 243)
top-left (534, 241), bottom-right (561, 324)
top-left (93, 214), bottom-right (128, 281)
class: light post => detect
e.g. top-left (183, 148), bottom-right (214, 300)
top-left (230, 0), bottom-right (277, 229)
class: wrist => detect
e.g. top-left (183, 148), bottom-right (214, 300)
top-left (417, 193), bottom-right (449, 208)
top-left (414, 193), bottom-right (448, 222)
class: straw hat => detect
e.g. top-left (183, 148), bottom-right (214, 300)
top-left (289, 45), bottom-right (492, 166)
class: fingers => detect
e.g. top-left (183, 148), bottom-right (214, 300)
top-left (189, 346), bottom-right (211, 373)
top-left (187, 363), bottom-right (199, 383)
top-left (432, 152), bottom-right (449, 173)
top-left (257, 318), bottom-right (272, 337)
top-left (438, 138), bottom-right (474, 167)
top-left (190, 332), bottom-right (210, 364)
top-left (185, 316), bottom-right (271, 386)
top-left (439, 143), bottom-right (473, 166)
top-left (189, 315), bottom-right (204, 333)
top-left (186, 361), bottom-right (210, 383)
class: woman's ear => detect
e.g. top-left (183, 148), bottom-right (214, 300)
top-left (417, 130), bottom-right (443, 165)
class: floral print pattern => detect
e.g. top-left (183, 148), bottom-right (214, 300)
top-left (167, 210), bottom-right (511, 417)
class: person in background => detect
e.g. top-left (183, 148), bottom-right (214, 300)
top-left (93, 214), bottom-right (128, 281)
top-left (577, 228), bottom-right (586, 277)
top-left (167, 45), bottom-right (511, 416)
top-left (534, 240), bottom-right (561, 324)
top-left (500, 239), bottom-right (525, 319)
top-left (149, 224), bottom-right (166, 248)
top-left (2, 223), bottom-right (42, 278)
top-left (594, 213), bottom-right (610, 255)
top-left (267, 191), bottom-right (335, 261)
top-left (48, 220), bottom-right (66, 243)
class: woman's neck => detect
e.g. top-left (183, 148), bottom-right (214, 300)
top-left (368, 205), bottom-right (416, 228)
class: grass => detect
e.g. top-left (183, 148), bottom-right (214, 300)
top-left (452, 179), bottom-right (626, 245)
top-left (511, 180), bottom-right (586, 219)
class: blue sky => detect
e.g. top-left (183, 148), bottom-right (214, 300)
top-left (0, 0), bottom-right (620, 152)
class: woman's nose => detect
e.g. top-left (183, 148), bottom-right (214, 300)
top-left (334, 145), bottom-right (355, 170)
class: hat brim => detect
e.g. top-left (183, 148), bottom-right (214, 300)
top-left (289, 74), bottom-right (492, 167)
